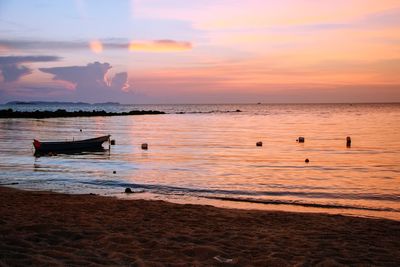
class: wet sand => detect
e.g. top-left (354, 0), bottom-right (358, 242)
top-left (0, 186), bottom-right (399, 266)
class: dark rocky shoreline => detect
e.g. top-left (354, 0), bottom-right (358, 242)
top-left (0, 109), bottom-right (165, 119)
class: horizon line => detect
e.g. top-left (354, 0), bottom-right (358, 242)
top-left (1, 101), bottom-right (400, 105)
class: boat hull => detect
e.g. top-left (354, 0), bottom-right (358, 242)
top-left (33, 135), bottom-right (110, 154)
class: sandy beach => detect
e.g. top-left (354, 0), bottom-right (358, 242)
top-left (0, 186), bottom-right (399, 266)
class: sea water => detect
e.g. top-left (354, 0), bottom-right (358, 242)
top-left (0, 103), bottom-right (399, 220)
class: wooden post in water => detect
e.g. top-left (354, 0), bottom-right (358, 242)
top-left (108, 136), bottom-right (111, 155)
top-left (346, 136), bottom-right (351, 147)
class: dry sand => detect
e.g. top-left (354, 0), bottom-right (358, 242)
top-left (0, 186), bottom-right (399, 266)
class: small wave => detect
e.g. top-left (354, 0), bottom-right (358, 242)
top-left (205, 196), bottom-right (400, 213)
top-left (79, 180), bottom-right (400, 213)
top-left (78, 180), bottom-right (400, 202)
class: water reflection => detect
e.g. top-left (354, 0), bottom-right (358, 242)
top-left (34, 147), bottom-right (110, 158)
top-left (0, 104), bottom-right (399, 220)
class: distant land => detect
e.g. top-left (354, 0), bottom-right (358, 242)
top-left (5, 101), bottom-right (120, 105)
top-left (0, 109), bottom-right (164, 119)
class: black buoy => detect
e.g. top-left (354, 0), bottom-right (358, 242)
top-left (346, 136), bottom-right (351, 147)
top-left (297, 137), bottom-right (305, 143)
top-left (305, 158), bottom-right (310, 163)
top-left (141, 143), bottom-right (148, 150)
top-left (80, 129), bottom-right (82, 132)
top-left (125, 187), bottom-right (133, 193)
top-left (256, 141), bottom-right (263, 147)
top-left (113, 171), bottom-right (116, 174)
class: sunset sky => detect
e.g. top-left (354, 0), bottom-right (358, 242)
top-left (0, 0), bottom-right (399, 103)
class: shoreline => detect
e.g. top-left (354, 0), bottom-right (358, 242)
top-left (1, 186), bottom-right (399, 266)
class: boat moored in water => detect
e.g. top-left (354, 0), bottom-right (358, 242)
top-left (33, 135), bottom-right (111, 154)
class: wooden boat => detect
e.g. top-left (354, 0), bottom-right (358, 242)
top-left (33, 135), bottom-right (110, 153)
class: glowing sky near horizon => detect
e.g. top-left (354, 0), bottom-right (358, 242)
top-left (0, 0), bottom-right (399, 103)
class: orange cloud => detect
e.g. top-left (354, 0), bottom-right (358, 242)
top-left (89, 40), bottom-right (103, 53)
top-left (129, 40), bottom-right (192, 52)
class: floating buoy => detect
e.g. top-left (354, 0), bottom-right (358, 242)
top-left (113, 171), bottom-right (116, 174)
top-left (297, 137), bottom-right (305, 143)
top-left (125, 187), bottom-right (133, 193)
top-left (141, 143), bottom-right (148, 150)
top-left (110, 139), bottom-right (116, 145)
top-left (346, 136), bottom-right (351, 147)
top-left (256, 141), bottom-right (263, 147)
top-left (305, 158), bottom-right (310, 163)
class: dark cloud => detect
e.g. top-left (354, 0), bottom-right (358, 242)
top-left (0, 55), bottom-right (60, 64)
top-left (0, 55), bottom-right (60, 82)
top-left (0, 39), bottom-right (192, 51)
top-left (1, 40), bottom-right (103, 50)
top-left (111, 72), bottom-right (129, 90)
top-left (40, 62), bottom-right (111, 86)
top-left (0, 40), bottom-right (97, 50)
top-left (39, 62), bottom-right (130, 102)
top-left (0, 64), bottom-right (31, 82)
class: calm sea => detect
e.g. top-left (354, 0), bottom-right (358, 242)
top-left (0, 103), bottom-right (399, 220)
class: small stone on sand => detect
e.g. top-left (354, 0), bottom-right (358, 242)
top-left (125, 188), bottom-right (133, 193)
